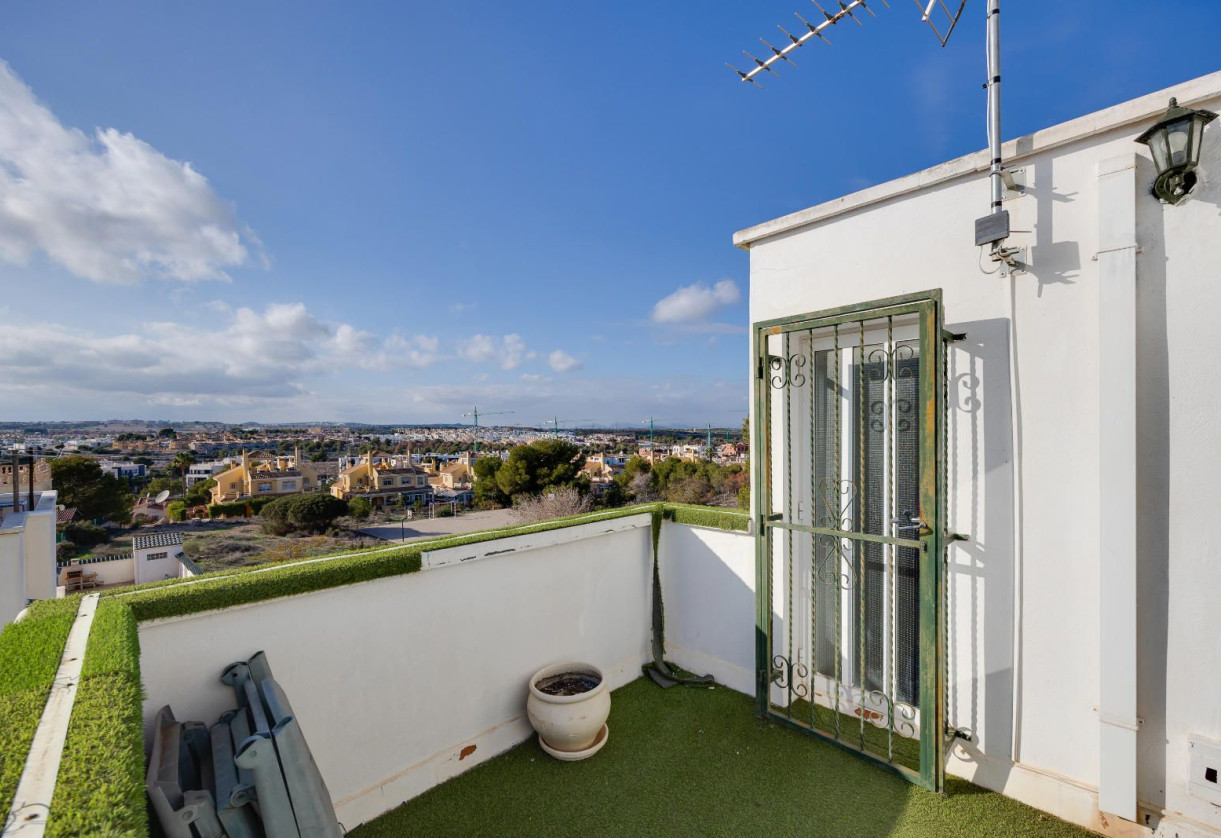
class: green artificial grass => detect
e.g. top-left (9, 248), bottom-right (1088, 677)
top-left (352, 680), bottom-right (1093, 838)
top-left (44, 600), bottom-right (147, 837)
top-left (0, 596), bottom-right (80, 829)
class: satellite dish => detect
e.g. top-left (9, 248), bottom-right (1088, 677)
top-left (155, 490), bottom-right (171, 504)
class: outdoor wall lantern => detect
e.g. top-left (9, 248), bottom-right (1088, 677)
top-left (1136, 97), bottom-right (1217, 204)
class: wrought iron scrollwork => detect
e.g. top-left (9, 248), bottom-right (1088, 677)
top-left (865, 344), bottom-right (917, 381)
top-left (895, 397), bottom-right (913, 433)
top-left (816, 536), bottom-right (856, 591)
top-left (771, 654), bottom-right (810, 700)
top-left (893, 700), bottom-right (918, 739)
top-left (815, 478), bottom-right (855, 530)
top-left (769, 353), bottom-right (807, 389)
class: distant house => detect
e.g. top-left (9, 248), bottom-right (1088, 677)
top-left (98, 460), bottom-right (147, 480)
top-left (331, 453), bottom-right (432, 508)
top-left (185, 460), bottom-right (229, 488)
top-left (428, 460), bottom-right (473, 491)
top-left (57, 531), bottom-right (197, 591)
top-left (210, 449), bottom-right (323, 504)
top-left (582, 454), bottom-right (625, 484)
top-left (0, 459), bottom-right (53, 496)
top-left (130, 497), bottom-right (168, 523)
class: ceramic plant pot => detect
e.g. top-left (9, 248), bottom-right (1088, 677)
top-left (526, 662), bottom-right (611, 758)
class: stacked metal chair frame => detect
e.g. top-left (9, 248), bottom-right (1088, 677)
top-left (146, 651), bottom-right (343, 838)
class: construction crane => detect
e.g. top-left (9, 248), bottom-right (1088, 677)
top-left (542, 417), bottom-right (594, 438)
top-left (462, 406), bottom-right (514, 455)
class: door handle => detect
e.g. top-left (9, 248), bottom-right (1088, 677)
top-left (890, 510), bottom-right (927, 534)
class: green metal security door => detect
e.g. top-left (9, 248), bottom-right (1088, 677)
top-left (751, 291), bottom-right (945, 791)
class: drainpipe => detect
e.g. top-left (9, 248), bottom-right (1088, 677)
top-left (1096, 153), bottom-right (1139, 821)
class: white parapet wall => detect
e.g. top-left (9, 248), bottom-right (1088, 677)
top-left (138, 517), bottom-right (656, 830)
top-left (658, 523), bottom-right (755, 695)
top-left (0, 526), bottom-right (26, 625)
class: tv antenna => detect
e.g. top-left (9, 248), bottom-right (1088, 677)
top-left (462, 406), bottom-right (514, 455)
top-left (728, 1), bottom-right (1018, 262)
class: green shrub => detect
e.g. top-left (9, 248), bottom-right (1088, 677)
top-left (56, 540), bottom-right (77, 560)
top-left (64, 522), bottom-right (110, 547)
top-left (166, 500), bottom-right (187, 522)
top-left (208, 496), bottom-right (278, 518)
top-left (259, 493), bottom-right (350, 535)
top-left (347, 496), bottom-right (372, 520)
top-left (435, 504), bottom-right (454, 518)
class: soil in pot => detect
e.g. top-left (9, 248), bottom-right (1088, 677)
top-left (535, 672), bottom-right (601, 696)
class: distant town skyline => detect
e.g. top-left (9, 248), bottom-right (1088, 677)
top-left (2, 2), bottom-right (1219, 423)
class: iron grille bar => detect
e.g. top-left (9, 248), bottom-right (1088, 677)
top-left (770, 521), bottom-right (920, 549)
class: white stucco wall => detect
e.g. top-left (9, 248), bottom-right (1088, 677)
top-left (137, 520), bottom-right (655, 830)
top-left (59, 556), bottom-right (134, 588)
top-left (0, 528), bottom-right (26, 625)
top-left (659, 524), bottom-right (755, 694)
top-left (22, 491), bottom-right (57, 602)
top-left (738, 72), bottom-right (1221, 836)
top-left (134, 547), bottom-right (184, 585)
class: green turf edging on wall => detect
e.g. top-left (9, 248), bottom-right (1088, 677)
top-left (46, 599), bottom-right (147, 838)
top-left (112, 502), bottom-right (751, 623)
top-left (0, 596), bottom-right (81, 828)
top-left (664, 503), bottom-right (750, 532)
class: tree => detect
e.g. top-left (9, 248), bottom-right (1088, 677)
top-left (260, 493), bottom-right (349, 535)
top-left (495, 440), bottom-right (585, 498)
top-left (473, 457), bottom-right (509, 508)
top-left (145, 476), bottom-right (180, 498)
top-left (347, 496), bottom-right (372, 520)
top-left (171, 452), bottom-right (197, 498)
top-left (185, 478), bottom-right (215, 508)
top-left (49, 456), bottom-right (132, 524)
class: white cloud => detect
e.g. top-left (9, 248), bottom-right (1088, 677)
top-left (548, 349), bottom-right (581, 373)
top-left (0, 60), bottom-right (255, 284)
top-left (651, 279), bottom-right (740, 324)
top-left (0, 303), bottom-right (441, 403)
top-left (384, 333), bottom-right (440, 369)
top-left (459, 333), bottom-right (531, 370)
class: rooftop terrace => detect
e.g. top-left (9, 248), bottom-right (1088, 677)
top-left (353, 678), bottom-right (1091, 838)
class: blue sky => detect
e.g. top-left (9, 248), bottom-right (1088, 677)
top-left (1, 1), bottom-right (1218, 427)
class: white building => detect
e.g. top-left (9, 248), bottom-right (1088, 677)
top-left (184, 459), bottom-right (230, 487)
top-left (99, 460), bottom-right (148, 480)
top-left (56, 531), bottom-right (195, 592)
top-left (734, 70), bottom-right (1221, 836)
top-left (0, 488), bottom-right (58, 624)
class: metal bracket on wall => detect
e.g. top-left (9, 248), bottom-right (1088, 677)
top-left (997, 245), bottom-right (1028, 278)
top-left (1000, 166), bottom-right (1030, 200)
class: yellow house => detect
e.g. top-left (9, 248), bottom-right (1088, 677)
top-left (210, 449), bottom-right (323, 504)
top-left (331, 453), bottom-right (431, 507)
top-left (427, 461), bottom-right (473, 491)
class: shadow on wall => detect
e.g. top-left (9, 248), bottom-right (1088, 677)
top-left (1028, 155), bottom-right (1082, 295)
top-left (943, 317), bottom-right (1016, 787)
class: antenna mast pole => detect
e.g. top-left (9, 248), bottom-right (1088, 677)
top-left (986, 0), bottom-right (1003, 222)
